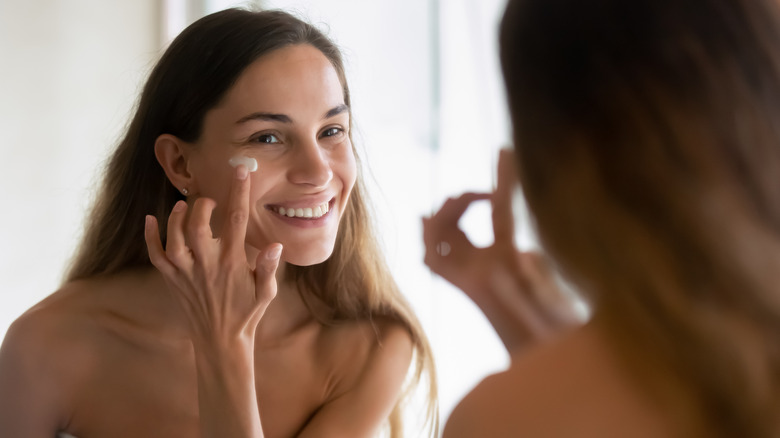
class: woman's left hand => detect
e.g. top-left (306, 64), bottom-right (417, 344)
top-left (423, 149), bottom-right (582, 352)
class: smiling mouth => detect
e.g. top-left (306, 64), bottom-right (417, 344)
top-left (269, 199), bottom-right (333, 219)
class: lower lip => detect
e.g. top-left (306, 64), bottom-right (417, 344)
top-left (267, 201), bottom-right (335, 229)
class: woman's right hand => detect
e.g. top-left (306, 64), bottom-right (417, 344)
top-left (423, 150), bottom-right (582, 352)
top-left (144, 164), bottom-right (279, 437)
top-left (144, 164), bottom-right (281, 348)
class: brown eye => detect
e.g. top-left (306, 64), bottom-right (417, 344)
top-left (253, 134), bottom-right (280, 144)
top-left (321, 127), bottom-right (343, 138)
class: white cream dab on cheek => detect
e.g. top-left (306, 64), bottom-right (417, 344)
top-left (228, 156), bottom-right (259, 172)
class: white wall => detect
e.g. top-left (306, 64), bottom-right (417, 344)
top-left (0, 0), bottom-right (159, 338)
top-left (0, 0), bottom-right (520, 434)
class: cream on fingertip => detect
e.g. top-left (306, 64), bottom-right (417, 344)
top-left (228, 156), bottom-right (259, 172)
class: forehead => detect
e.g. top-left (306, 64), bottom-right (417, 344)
top-left (217, 44), bottom-right (345, 114)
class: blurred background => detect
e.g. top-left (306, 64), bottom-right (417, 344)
top-left (0, 0), bottom-right (538, 433)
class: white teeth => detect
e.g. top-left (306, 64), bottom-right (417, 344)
top-left (274, 201), bottom-right (331, 219)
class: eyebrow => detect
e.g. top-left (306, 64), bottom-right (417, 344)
top-left (323, 103), bottom-right (349, 119)
top-left (235, 103), bottom-right (350, 125)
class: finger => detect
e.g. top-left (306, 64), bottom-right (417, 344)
top-left (187, 197), bottom-right (218, 259)
top-left (422, 216), bottom-right (438, 249)
top-left (493, 148), bottom-right (518, 244)
top-left (424, 193), bottom-right (490, 252)
top-left (222, 164), bottom-right (251, 255)
top-left (421, 217), bottom-right (438, 266)
top-left (254, 243), bottom-right (281, 305)
top-left (430, 192), bottom-right (491, 226)
top-left (421, 216), bottom-right (471, 269)
top-left (144, 215), bottom-right (177, 276)
top-left (422, 215), bottom-right (462, 256)
top-left (422, 216), bottom-right (450, 270)
top-left (165, 200), bottom-right (190, 264)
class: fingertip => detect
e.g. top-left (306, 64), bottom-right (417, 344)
top-left (236, 164), bottom-right (249, 180)
top-left (256, 243), bottom-right (283, 274)
top-left (265, 243), bottom-right (283, 261)
top-left (144, 216), bottom-right (165, 264)
top-left (144, 215), bottom-right (159, 238)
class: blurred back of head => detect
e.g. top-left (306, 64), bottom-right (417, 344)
top-left (500, 0), bottom-right (780, 435)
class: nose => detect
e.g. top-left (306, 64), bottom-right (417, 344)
top-left (287, 138), bottom-right (333, 187)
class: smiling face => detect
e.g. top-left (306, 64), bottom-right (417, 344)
top-left (187, 44), bottom-right (356, 266)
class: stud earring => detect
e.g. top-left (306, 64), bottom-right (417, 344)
top-left (181, 188), bottom-right (189, 196)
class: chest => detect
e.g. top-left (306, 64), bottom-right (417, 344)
top-left (66, 335), bottom-right (331, 438)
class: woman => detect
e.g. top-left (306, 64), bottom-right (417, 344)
top-left (0, 9), bottom-right (437, 438)
top-left (427, 0), bottom-right (780, 436)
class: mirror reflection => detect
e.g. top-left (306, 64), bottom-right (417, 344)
top-left (0, 0), bottom-right (518, 436)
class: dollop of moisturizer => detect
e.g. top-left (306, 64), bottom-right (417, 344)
top-left (228, 156), bottom-right (259, 172)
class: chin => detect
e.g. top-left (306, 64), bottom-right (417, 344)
top-left (282, 244), bottom-right (335, 267)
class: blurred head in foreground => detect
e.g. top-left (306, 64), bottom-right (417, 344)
top-left (501, 0), bottom-right (780, 435)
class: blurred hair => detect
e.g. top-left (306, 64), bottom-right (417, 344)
top-left (65, 8), bottom-right (437, 437)
top-left (501, 0), bottom-right (780, 435)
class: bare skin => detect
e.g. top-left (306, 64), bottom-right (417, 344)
top-left (443, 322), bottom-right (677, 438)
top-left (0, 44), bottom-right (413, 437)
top-left (425, 151), bottom-right (677, 437)
top-left (423, 149), bottom-right (581, 352)
top-left (0, 265), bottom-right (412, 437)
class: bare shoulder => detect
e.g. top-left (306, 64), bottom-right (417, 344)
top-left (297, 317), bottom-right (414, 435)
top-left (443, 329), bottom-right (578, 438)
top-left (0, 268), bottom-right (162, 385)
top-left (5, 279), bottom-right (91, 348)
top-left (1, 277), bottom-right (106, 377)
top-left (318, 316), bottom-right (414, 386)
top-left (0, 278), bottom-right (107, 434)
top-left (444, 324), bottom-right (673, 438)
top-left (363, 318), bottom-right (415, 379)
top-left (339, 318), bottom-right (415, 400)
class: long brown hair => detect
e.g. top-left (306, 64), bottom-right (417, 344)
top-left (65, 8), bottom-right (437, 437)
top-left (501, 0), bottom-right (780, 436)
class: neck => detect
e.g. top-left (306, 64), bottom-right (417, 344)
top-left (245, 243), bottom-right (313, 344)
top-left (145, 245), bottom-right (308, 346)
top-left (255, 269), bottom-right (316, 346)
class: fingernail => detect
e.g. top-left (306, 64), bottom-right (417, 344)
top-left (266, 245), bottom-right (282, 260)
top-left (236, 164), bottom-right (248, 180)
top-left (173, 200), bottom-right (186, 212)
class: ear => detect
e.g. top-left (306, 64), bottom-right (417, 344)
top-left (154, 134), bottom-right (196, 196)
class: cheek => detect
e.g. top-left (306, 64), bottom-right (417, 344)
top-left (337, 148), bottom-right (358, 193)
top-left (191, 151), bottom-right (232, 196)
top-left (248, 176), bottom-right (272, 205)
top-left (197, 173), bottom-right (232, 205)
top-left (247, 167), bottom-right (285, 211)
